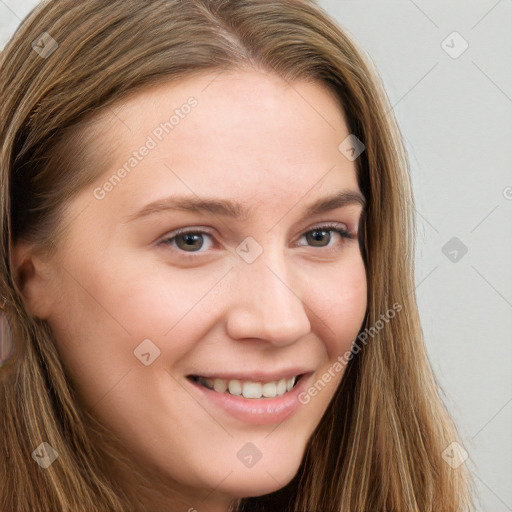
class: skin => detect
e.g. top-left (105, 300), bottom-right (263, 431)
top-left (15, 68), bottom-right (367, 512)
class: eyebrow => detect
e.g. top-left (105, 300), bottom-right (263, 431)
top-left (124, 189), bottom-right (366, 223)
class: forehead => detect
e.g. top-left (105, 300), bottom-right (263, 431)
top-left (76, 69), bottom-right (360, 223)
top-left (92, 68), bottom-right (349, 160)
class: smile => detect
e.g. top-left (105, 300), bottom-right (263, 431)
top-left (190, 375), bottom-right (302, 399)
top-left (186, 371), bottom-right (313, 424)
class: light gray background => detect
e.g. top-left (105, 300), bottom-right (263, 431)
top-left (1, 1), bottom-right (511, 510)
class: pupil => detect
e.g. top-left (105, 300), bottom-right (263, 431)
top-left (308, 229), bottom-right (329, 246)
top-left (179, 233), bottom-right (203, 251)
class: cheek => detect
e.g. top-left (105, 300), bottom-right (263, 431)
top-left (46, 253), bottom-right (226, 399)
top-left (311, 255), bottom-right (367, 359)
top-left (67, 245), bottom-right (226, 335)
top-left (295, 256), bottom-right (366, 412)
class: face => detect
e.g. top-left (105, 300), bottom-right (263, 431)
top-left (20, 69), bottom-right (367, 511)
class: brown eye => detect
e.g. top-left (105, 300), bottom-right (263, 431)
top-left (174, 233), bottom-right (205, 252)
top-left (298, 224), bottom-right (352, 249)
top-left (305, 229), bottom-right (332, 247)
top-left (161, 230), bottom-right (214, 254)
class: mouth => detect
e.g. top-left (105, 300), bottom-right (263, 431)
top-left (186, 371), bottom-right (313, 424)
top-left (187, 374), bottom-right (305, 399)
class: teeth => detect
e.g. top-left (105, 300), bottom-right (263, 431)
top-left (213, 378), bottom-right (227, 393)
top-left (262, 381), bottom-right (277, 398)
top-left (276, 378), bottom-right (287, 396)
top-left (242, 382), bottom-right (262, 399)
top-left (228, 379), bottom-right (242, 396)
top-left (197, 375), bottom-right (298, 399)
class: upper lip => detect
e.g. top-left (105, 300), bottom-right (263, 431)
top-left (187, 368), bottom-right (313, 382)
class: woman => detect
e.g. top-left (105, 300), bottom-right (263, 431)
top-left (0, 0), bottom-right (474, 510)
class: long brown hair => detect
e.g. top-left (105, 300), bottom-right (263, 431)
top-left (0, 1), bottom-right (475, 510)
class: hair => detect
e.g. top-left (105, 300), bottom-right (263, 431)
top-left (0, 0), bottom-right (475, 510)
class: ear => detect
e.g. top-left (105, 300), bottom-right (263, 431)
top-left (11, 241), bottom-right (56, 319)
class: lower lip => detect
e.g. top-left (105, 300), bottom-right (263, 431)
top-left (188, 374), bottom-right (312, 425)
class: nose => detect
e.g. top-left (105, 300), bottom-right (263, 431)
top-left (225, 248), bottom-right (312, 346)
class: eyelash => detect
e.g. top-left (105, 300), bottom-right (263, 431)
top-left (159, 222), bottom-right (355, 258)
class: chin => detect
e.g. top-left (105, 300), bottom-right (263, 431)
top-left (224, 467), bottom-right (299, 498)
top-left (205, 451), bottom-right (303, 499)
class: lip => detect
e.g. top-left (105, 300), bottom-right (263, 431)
top-left (187, 368), bottom-right (309, 382)
top-left (187, 372), bottom-right (314, 425)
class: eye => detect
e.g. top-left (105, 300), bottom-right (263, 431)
top-left (159, 222), bottom-right (354, 257)
top-left (297, 223), bottom-right (353, 249)
top-left (161, 229), bottom-right (214, 253)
